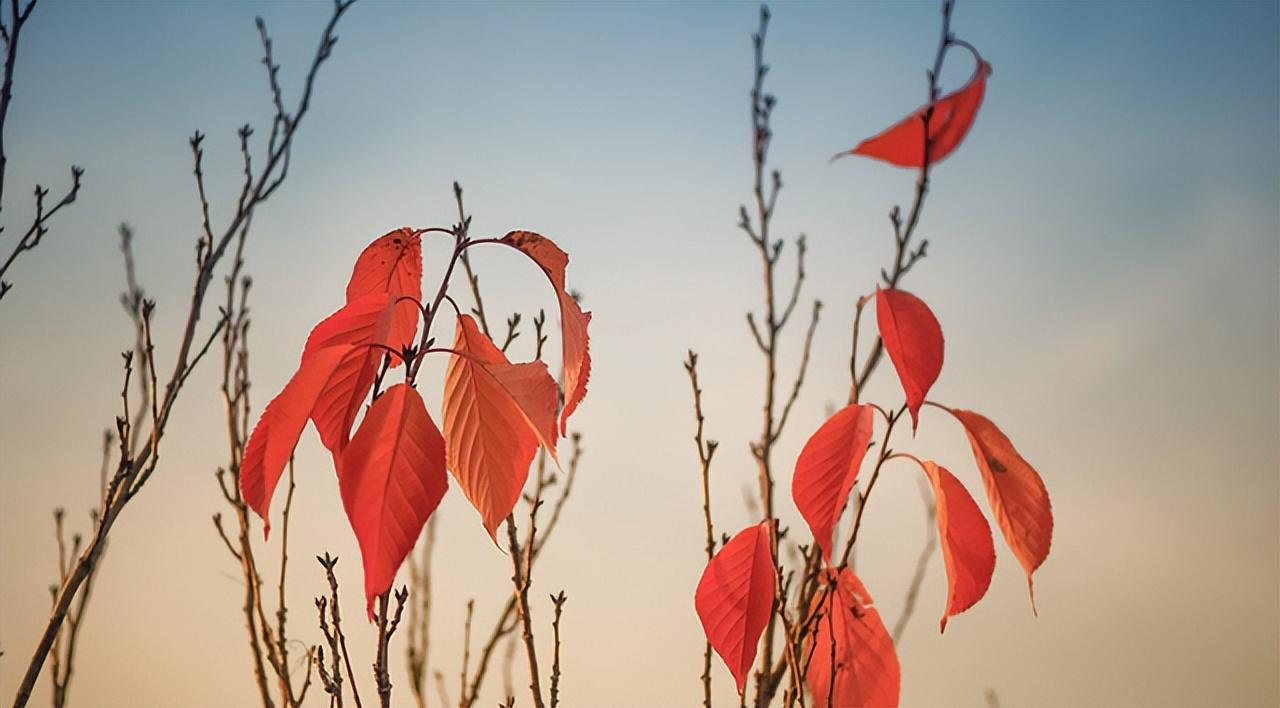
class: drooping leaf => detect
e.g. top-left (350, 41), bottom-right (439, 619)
top-left (945, 407), bottom-right (1052, 611)
top-left (339, 383), bottom-right (448, 619)
top-left (302, 292), bottom-right (399, 454)
top-left (837, 60), bottom-right (992, 168)
top-left (241, 345), bottom-right (358, 535)
top-left (805, 567), bottom-right (899, 708)
top-left (499, 230), bottom-right (592, 434)
top-left (915, 459), bottom-right (995, 632)
top-left (792, 404), bottom-right (876, 562)
top-left (694, 521), bottom-right (776, 695)
top-left (346, 227), bottom-right (423, 360)
top-left (442, 314), bottom-right (559, 540)
top-left (876, 288), bottom-right (943, 431)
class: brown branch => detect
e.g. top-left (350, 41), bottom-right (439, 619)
top-left (373, 588), bottom-right (409, 708)
top-left (548, 592), bottom-right (566, 708)
top-left (10, 4), bottom-right (355, 705)
top-left (505, 514), bottom-right (545, 708)
top-left (685, 351), bottom-right (719, 708)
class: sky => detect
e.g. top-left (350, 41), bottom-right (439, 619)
top-left (1, 0), bottom-right (1277, 706)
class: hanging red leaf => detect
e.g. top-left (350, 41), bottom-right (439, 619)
top-left (499, 230), bottom-right (592, 434)
top-left (876, 288), bottom-right (943, 432)
top-left (346, 227), bottom-right (423, 360)
top-left (694, 521), bottom-right (776, 695)
top-left (241, 344), bottom-right (359, 535)
top-left (302, 292), bottom-right (399, 454)
top-left (945, 407), bottom-right (1052, 611)
top-left (442, 314), bottom-right (559, 540)
top-left (837, 60), bottom-right (992, 168)
top-left (792, 404), bottom-right (876, 562)
top-left (913, 458), bottom-right (995, 632)
top-left (805, 567), bottom-right (899, 708)
top-left (339, 383), bottom-right (448, 619)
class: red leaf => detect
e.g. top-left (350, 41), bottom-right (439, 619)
top-left (302, 292), bottom-right (399, 454)
top-left (915, 459), bottom-right (995, 632)
top-left (694, 521), bottom-right (776, 695)
top-left (838, 60), bottom-right (992, 168)
top-left (241, 345), bottom-right (359, 534)
top-left (946, 408), bottom-right (1052, 611)
top-left (876, 288), bottom-right (943, 431)
top-left (792, 404), bottom-right (876, 562)
top-left (339, 383), bottom-right (447, 619)
top-left (346, 228), bottom-right (423, 362)
top-left (442, 314), bottom-right (559, 540)
top-left (805, 568), bottom-right (899, 708)
top-left (500, 230), bottom-right (592, 434)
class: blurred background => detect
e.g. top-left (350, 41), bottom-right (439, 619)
top-left (1, 1), bottom-right (1276, 706)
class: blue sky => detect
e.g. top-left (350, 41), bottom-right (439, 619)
top-left (2, 1), bottom-right (1277, 705)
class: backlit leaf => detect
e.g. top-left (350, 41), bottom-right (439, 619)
top-left (241, 345), bottom-right (358, 535)
top-left (339, 383), bottom-right (447, 618)
top-left (792, 404), bottom-right (876, 562)
top-left (694, 521), bottom-right (776, 695)
top-left (805, 567), bottom-right (899, 708)
top-left (837, 60), bottom-right (992, 168)
top-left (302, 292), bottom-right (399, 454)
top-left (442, 314), bottom-right (559, 540)
top-left (346, 227), bottom-right (423, 361)
top-left (876, 288), bottom-right (943, 431)
top-left (946, 407), bottom-right (1052, 611)
top-left (915, 459), bottom-right (995, 632)
top-left (499, 230), bottom-right (592, 434)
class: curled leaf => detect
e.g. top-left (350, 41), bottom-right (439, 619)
top-left (346, 227), bottom-right (423, 359)
top-left (914, 458), bottom-right (995, 632)
top-left (837, 60), bottom-right (992, 168)
top-left (442, 314), bottom-right (559, 540)
top-left (792, 404), bottom-right (876, 562)
top-left (340, 383), bottom-right (448, 619)
top-left (876, 288), bottom-right (943, 431)
top-left (499, 230), bottom-right (592, 434)
top-left (945, 407), bottom-right (1052, 611)
top-left (694, 521), bottom-right (776, 695)
top-left (805, 567), bottom-right (900, 708)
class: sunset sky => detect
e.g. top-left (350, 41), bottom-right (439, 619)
top-left (1, 1), bottom-right (1277, 706)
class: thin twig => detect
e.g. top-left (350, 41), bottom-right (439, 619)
top-left (549, 592), bottom-right (567, 708)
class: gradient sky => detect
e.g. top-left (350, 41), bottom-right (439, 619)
top-left (1, 1), bottom-right (1277, 706)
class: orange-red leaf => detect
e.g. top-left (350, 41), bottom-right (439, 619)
top-left (916, 459), bottom-right (995, 632)
top-left (805, 568), bottom-right (899, 708)
top-left (839, 60), bottom-right (992, 168)
top-left (241, 345), bottom-right (357, 534)
top-left (346, 228), bottom-right (423, 360)
top-left (792, 404), bottom-right (876, 562)
top-left (302, 292), bottom-right (398, 454)
top-left (500, 230), bottom-right (592, 434)
top-left (442, 314), bottom-right (559, 540)
top-left (339, 383), bottom-right (447, 618)
top-left (946, 408), bottom-right (1052, 611)
top-left (694, 521), bottom-right (776, 695)
top-left (876, 288), bottom-right (943, 431)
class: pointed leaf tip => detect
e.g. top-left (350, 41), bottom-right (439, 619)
top-left (876, 288), bottom-right (943, 431)
top-left (341, 383), bottom-right (447, 617)
top-left (844, 59), bottom-right (992, 169)
top-left (443, 315), bottom-right (559, 540)
top-left (915, 459), bottom-right (995, 632)
top-left (694, 521), bottom-right (776, 694)
top-left (792, 404), bottom-right (876, 562)
top-left (946, 408), bottom-right (1052, 612)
